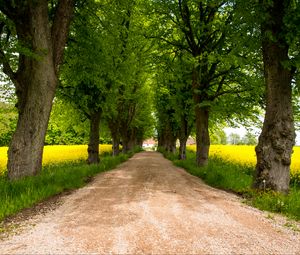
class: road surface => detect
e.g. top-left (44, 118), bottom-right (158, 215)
top-left (0, 151), bottom-right (299, 254)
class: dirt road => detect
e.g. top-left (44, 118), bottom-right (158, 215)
top-left (0, 151), bottom-right (299, 254)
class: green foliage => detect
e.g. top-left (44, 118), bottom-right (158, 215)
top-left (45, 100), bottom-right (114, 145)
top-left (0, 102), bottom-right (17, 146)
top-left (0, 152), bottom-right (132, 221)
top-left (45, 100), bottom-right (89, 145)
top-left (147, 0), bottom-right (265, 152)
top-left (242, 131), bottom-right (258, 145)
top-left (59, 1), bottom-right (109, 116)
top-left (210, 128), bottom-right (227, 145)
top-left (59, 0), bottom-right (154, 145)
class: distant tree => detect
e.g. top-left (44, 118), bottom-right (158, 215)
top-left (242, 131), bottom-right (257, 145)
top-left (155, 79), bottom-right (178, 154)
top-left (228, 133), bottom-right (241, 145)
top-left (45, 100), bottom-right (89, 145)
top-left (210, 128), bottom-right (227, 145)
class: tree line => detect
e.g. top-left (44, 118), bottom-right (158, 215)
top-left (0, 0), bottom-right (299, 194)
top-left (149, 0), bottom-right (300, 193)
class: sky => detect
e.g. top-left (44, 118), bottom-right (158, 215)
top-left (224, 127), bottom-right (300, 145)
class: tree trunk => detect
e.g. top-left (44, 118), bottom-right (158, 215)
top-left (87, 111), bottom-right (101, 164)
top-left (178, 138), bottom-right (188, 160)
top-left (108, 119), bottom-right (120, 156)
top-left (157, 130), bottom-right (164, 150)
top-left (112, 137), bottom-right (120, 156)
top-left (7, 68), bottom-right (57, 179)
top-left (159, 121), bottom-right (177, 154)
top-left (192, 67), bottom-right (210, 166)
top-left (194, 106), bottom-right (210, 166)
top-left (121, 127), bottom-right (140, 153)
top-left (1, 0), bottom-right (74, 180)
top-left (178, 116), bottom-right (190, 160)
top-left (254, 0), bottom-right (295, 193)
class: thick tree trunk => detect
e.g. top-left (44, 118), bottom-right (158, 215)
top-left (178, 138), bottom-right (188, 160)
top-left (7, 4), bottom-right (54, 179)
top-left (122, 133), bottom-right (135, 153)
top-left (112, 137), bottom-right (120, 156)
top-left (7, 69), bottom-right (57, 179)
top-left (178, 116), bottom-right (190, 160)
top-left (87, 111), bottom-right (101, 164)
top-left (122, 140), bottom-right (130, 153)
top-left (254, 1), bottom-right (295, 193)
top-left (166, 137), bottom-right (176, 154)
top-left (108, 120), bottom-right (120, 156)
top-left (158, 122), bottom-right (177, 154)
top-left (1, 0), bottom-right (73, 180)
top-left (194, 106), bottom-right (210, 166)
top-left (192, 67), bottom-right (210, 166)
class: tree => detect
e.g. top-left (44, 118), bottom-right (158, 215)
top-left (210, 128), bottom-right (227, 145)
top-left (155, 76), bottom-right (179, 154)
top-left (60, 0), bottom-right (153, 158)
top-left (0, 0), bottom-right (74, 179)
top-left (153, 53), bottom-right (194, 159)
top-left (45, 100), bottom-right (90, 145)
top-left (148, 0), bottom-right (262, 165)
top-left (228, 133), bottom-right (241, 145)
top-left (59, 1), bottom-right (107, 164)
top-left (96, 0), bottom-right (154, 154)
top-left (253, 0), bottom-right (300, 193)
top-left (242, 131), bottom-right (257, 145)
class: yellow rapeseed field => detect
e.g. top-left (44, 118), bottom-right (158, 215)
top-left (0, 144), bottom-right (112, 175)
top-left (187, 145), bottom-right (300, 177)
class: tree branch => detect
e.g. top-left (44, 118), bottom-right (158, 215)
top-left (178, 0), bottom-right (199, 55)
top-left (213, 88), bottom-right (250, 100)
top-left (51, 0), bottom-right (74, 74)
top-left (147, 35), bottom-right (192, 54)
top-left (0, 48), bottom-right (17, 83)
top-left (208, 65), bottom-right (239, 84)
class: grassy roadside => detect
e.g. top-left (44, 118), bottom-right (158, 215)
top-left (162, 150), bottom-right (300, 221)
top-left (0, 152), bottom-right (134, 222)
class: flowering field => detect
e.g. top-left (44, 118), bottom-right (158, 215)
top-left (0, 144), bottom-right (112, 175)
top-left (187, 145), bottom-right (300, 177)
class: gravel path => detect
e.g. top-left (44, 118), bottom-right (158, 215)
top-left (0, 151), bottom-right (299, 254)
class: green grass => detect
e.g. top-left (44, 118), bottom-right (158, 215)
top-left (0, 152), bottom-right (132, 221)
top-left (162, 150), bottom-right (300, 221)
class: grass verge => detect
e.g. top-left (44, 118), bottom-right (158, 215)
top-left (0, 152), bottom-right (133, 222)
top-left (162, 150), bottom-right (300, 221)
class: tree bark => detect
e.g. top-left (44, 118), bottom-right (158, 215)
top-left (108, 119), bottom-right (120, 156)
top-left (194, 106), bottom-right (210, 166)
top-left (192, 67), bottom-right (210, 166)
top-left (254, 0), bottom-right (295, 193)
top-left (158, 120), bottom-right (177, 154)
top-left (87, 111), bottom-right (101, 164)
top-left (178, 116), bottom-right (190, 160)
top-left (178, 137), bottom-right (188, 160)
top-left (112, 137), bottom-right (120, 156)
top-left (2, 0), bottom-right (74, 180)
top-left (121, 128), bottom-right (136, 153)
